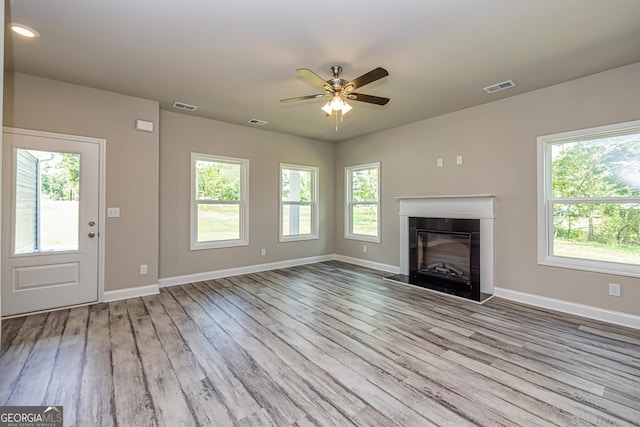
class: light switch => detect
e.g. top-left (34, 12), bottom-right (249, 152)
top-left (456, 155), bottom-right (463, 165)
top-left (437, 158), bottom-right (444, 167)
top-left (107, 207), bottom-right (120, 217)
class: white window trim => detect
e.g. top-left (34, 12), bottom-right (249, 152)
top-left (190, 152), bottom-right (249, 250)
top-left (345, 162), bottom-right (381, 243)
top-left (537, 119), bottom-right (640, 278)
top-left (279, 163), bottom-right (319, 242)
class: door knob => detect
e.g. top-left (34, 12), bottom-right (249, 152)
top-left (88, 232), bottom-right (96, 238)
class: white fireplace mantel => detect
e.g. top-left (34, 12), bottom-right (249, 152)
top-left (398, 195), bottom-right (495, 297)
top-left (397, 194), bottom-right (495, 219)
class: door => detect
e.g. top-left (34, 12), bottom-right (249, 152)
top-left (2, 128), bottom-right (101, 316)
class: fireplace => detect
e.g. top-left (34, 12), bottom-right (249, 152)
top-left (386, 195), bottom-right (494, 303)
top-left (408, 217), bottom-right (482, 300)
top-left (417, 230), bottom-right (471, 284)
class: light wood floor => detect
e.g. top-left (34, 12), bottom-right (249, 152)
top-left (1, 262), bottom-right (639, 426)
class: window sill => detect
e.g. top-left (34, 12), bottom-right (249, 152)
top-left (344, 234), bottom-right (381, 243)
top-left (279, 235), bottom-right (319, 243)
top-left (190, 240), bottom-right (249, 251)
top-left (539, 256), bottom-right (640, 279)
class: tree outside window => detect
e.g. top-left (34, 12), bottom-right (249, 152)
top-left (191, 153), bottom-right (248, 249)
top-left (345, 162), bottom-right (380, 242)
top-left (538, 121), bottom-right (640, 276)
top-left (280, 164), bottom-right (318, 241)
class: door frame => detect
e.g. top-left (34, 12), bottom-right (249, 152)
top-left (3, 126), bottom-right (106, 306)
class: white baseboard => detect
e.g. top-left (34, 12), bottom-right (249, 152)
top-left (334, 255), bottom-right (400, 274)
top-left (494, 287), bottom-right (640, 330)
top-left (158, 255), bottom-right (335, 288)
top-left (103, 284), bottom-right (159, 303)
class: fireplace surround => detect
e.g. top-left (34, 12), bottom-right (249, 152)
top-left (386, 195), bottom-right (494, 303)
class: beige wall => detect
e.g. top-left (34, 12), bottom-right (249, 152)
top-left (3, 63), bottom-right (638, 318)
top-left (159, 110), bottom-right (335, 279)
top-left (335, 62), bottom-right (640, 316)
top-left (3, 72), bottom-right (160, 292)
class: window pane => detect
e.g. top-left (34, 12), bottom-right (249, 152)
top-left (352, 204), bottom-right (378, 236)
top-left (552, 202), bottom-right (640, 264)
top-left (351, 168), bottom-right (378, 202)
top-left (282, 169), bottom-right (312, 202)
top-left (551, 133), bottom-right (640, 199)
top-left (282, 204), bottom-right (311, 236)
top-left (196, 160), bottom-right (240, 201)
top-left (197, 204), bottom-right (240, 242)
top-left (15, 149), bottom-right (79, 254)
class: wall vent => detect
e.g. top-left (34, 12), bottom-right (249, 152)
top-left (483, 80), bottom-right (516, 94)
top-left (248, 118), bottom-right (268, 126)
top-left (172, 101), bottom-right (198, 111)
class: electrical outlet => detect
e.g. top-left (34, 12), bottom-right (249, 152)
top-left (608, 283), bottom-right (621, 297)
top-left (140, 264), bottom-right (148, 275)
top-left (363, 245), bottom-right (368, 253)
top-left (261, 248), bottom-right (266, 256)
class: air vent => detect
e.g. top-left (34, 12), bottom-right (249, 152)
top-left (248, 119), bottom-right (268, 126)
top-left (172, 101), bottom-right (198, 111)
top-left (483, 80), bottom-right (516, 94)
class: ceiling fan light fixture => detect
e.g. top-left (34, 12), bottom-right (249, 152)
top-left (321, 102), bottom-right (333, 115)
top-left (341, 102), bottom-right (352, 115)
top-left (329, 96), bottom-right (344, 111)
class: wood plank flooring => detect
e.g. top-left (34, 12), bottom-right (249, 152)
top-left (1, 261), bottom-right (639, 426)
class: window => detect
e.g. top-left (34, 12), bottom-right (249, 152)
top-left (14, 149), bottom-right (80, 254)
top-left (191, 153), bottom-right (249, 250)
top-left (280, 164), bottom-right (319, 242)
top-left (537, 120), bottom-right (640, 277)
top-left (345, 162), bottom-right (380, 242)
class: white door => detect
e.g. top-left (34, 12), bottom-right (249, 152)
top-left (2, 128), bottom-right (101, 316)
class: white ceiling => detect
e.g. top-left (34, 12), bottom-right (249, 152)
top-left (5, 0), bottom-right (640, 142)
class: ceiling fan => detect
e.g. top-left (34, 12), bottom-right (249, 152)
top-left (280, 65), bottom-right (389, 119)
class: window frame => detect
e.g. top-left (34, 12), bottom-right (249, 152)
top-left (344, 162), bottom-right (381, 243)
top-left (190, 152), bottom-right (249, 250)
top-left (537, 119), bottom-right (640, 278)
top-left (279, 163), bottom-right (319, 242)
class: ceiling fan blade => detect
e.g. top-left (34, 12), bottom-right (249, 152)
top-left (347, 93), bottom-right (390, 105)
top-left (297, 68), bottom-right (333, 91)
top-left (346, 67), bottom-right (389, 91)
top-left (280, 94), bottom-right (326, 103)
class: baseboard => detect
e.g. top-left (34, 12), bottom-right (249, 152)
top-left (158, 255), bottom-right (335, 288)
top-left (334, 255), bottom-right (400, 274)
top-left (103, 284), bottom-right (159, 303)
top-left (494, 287), bottom-right (640, 330)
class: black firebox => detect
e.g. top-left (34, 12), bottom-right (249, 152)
top-left (405, 217), bottom-right (484, 301)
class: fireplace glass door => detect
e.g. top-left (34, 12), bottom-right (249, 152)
top-left (417, 230), bottom-right (471, 285)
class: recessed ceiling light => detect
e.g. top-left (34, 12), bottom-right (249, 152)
top-left (8, 23), bottom-right (40, 38)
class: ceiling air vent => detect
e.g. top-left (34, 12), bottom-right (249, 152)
top-left (172, 101), bottom-right (198, 111)
top-left (483, 80), bottom-right (516, 94)
top-left (248, 118), bottom-right (268, 126)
